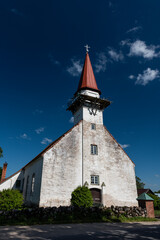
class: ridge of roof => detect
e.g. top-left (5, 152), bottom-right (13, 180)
top-left (103, 125), bottom-right (135, 166)
top-left (0, 120), bottom-right (82, 185)
top-left (77, 53), bottom-right (101, 94)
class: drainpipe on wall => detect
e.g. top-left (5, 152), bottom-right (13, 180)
top-left (1, 162), bottom-right (8, 183)
top-left (101, 182), bottom-right (106, 206)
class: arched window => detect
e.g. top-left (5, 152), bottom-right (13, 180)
top-left (31, 173), bottom-right (35, 194)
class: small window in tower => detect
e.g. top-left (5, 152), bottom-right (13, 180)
top-left (91, 123), bottom-right (96, 130)
top-left (91, 175), bottom-right (99, 185)
top-left (91, 144), bottom-right (98, 155)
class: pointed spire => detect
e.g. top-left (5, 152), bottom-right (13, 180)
top-left (76, 52), bottom-right (101, 95)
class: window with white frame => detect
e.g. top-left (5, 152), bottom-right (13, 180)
top-left (91, 123), bottom-right (96, 130)
top-left (91, 175), bottom-right (99, 185)
top-left (91, 144), bottom-right (98, 155)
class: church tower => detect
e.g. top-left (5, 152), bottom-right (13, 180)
top-left (67, 48), bottom-right (110, 125)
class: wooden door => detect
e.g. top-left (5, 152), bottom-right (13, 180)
top-left (90, 188), bottom-right (101, 203)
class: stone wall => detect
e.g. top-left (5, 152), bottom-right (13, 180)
top-left (0, 206), bottom-right (147, 224)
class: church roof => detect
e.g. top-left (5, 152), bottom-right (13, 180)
top-left (76, 52), bottom-right (101, 95)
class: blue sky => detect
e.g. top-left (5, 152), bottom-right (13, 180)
top-left (0, 0), bottom-right (160, 191)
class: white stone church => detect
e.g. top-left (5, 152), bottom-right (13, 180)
top-left (0, 50), bottom-right (138, 207)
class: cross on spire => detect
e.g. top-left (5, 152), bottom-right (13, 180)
top-left (84, 44), bottom-right (90, 53)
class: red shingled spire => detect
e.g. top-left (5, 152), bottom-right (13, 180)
top-left (77, 52), bottom-right (101, 95)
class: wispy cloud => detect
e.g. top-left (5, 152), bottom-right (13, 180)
top-left (67, 59), bottom-right (82, 76)
top-left (35, 127), bottom-right (44, 134)
top-left (48, 53), bottom-right (60, 66)
top-left (127, 26), bottom-right (142, 34)
top-left (69, 117), bottom-right (74, 123)
top-left (130, 68), bottom-right (160, 86)
top-left (19, 133), bottom-right (31, 140)
top-left (128, 40), bottom-right (160, 59)
top-left (108, 48), bottom-right (124, 62)
top-left (41, 137), bottom-right (52, 145)
top-left (108, 1), bottom-right (118, 13)
top-left (120, 39), bottom-right (130, 46)
top-left (33, 109), bottom-right (43, 115)
top-left (155, 174), bottom-right (160, 178)
top-left (10, 8), bottom-right (23, 17)
top-left (120, 144), bottom-right (130, 149)
top-left (95, 52), bottom-right (107, 73)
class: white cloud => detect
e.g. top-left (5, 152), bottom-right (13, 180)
top-left (129, 75), bottom-right (135, 79)
top-left (120, 39), bottom-right (130, 46)
top-left (35, 127), bottom-right (44, 134)
top-left (67, 59), bottom-right (82, 76)
top-left (135, 68), bottom-right (159, 86)
top-left (128, 40), bottom-right (160, 59)
top-left (20, 133), bottom-right (31, 140)
top-left (95, 52), bottom-right (107, 73)
top-left (69, 117), bottom-right (74, 123)
top-left (127, 26), bottom-right (142, 34)
top-left (108, 48), bottom-right (124, 61)
top-left (41, 138), bottom-right (52, 145)
top-left (155, 174), bottom-right (160, 178)
top-left (120, 144), bottom-right (130, 149)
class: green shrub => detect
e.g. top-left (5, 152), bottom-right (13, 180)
top-left (0, 189), bottom-right (23, 211)
top-left (71, 186), bottom-right (93, 208)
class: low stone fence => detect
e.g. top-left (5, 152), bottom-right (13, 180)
top-left (110, 205), bottom-right (147, 217)
top-left (0, 205), bottom-right (147, 224)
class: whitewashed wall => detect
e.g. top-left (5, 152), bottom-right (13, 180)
top-left (0, 157), bottom-right (43, 206)
top-left (82, 121), bottom-right (138, 207)
top-left (39, 119), bottom-right (137, 207)
top-left (0, 171), bottom-right (21, 191)
top-left (39, 123), bottom-right (82, 207)
top-left (74, 106), bottom-right (103, 125)
top-left (22, 157), bottom-right (43, 205)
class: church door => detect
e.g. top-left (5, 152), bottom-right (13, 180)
top-left (90, 188), bottom-right (101, 203)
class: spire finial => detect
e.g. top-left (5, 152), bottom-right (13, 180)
top-left (84, 44), bottom-right (90, 53)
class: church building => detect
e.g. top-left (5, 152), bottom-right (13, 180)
top-left (0, 49), bottom-right (138, 207)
